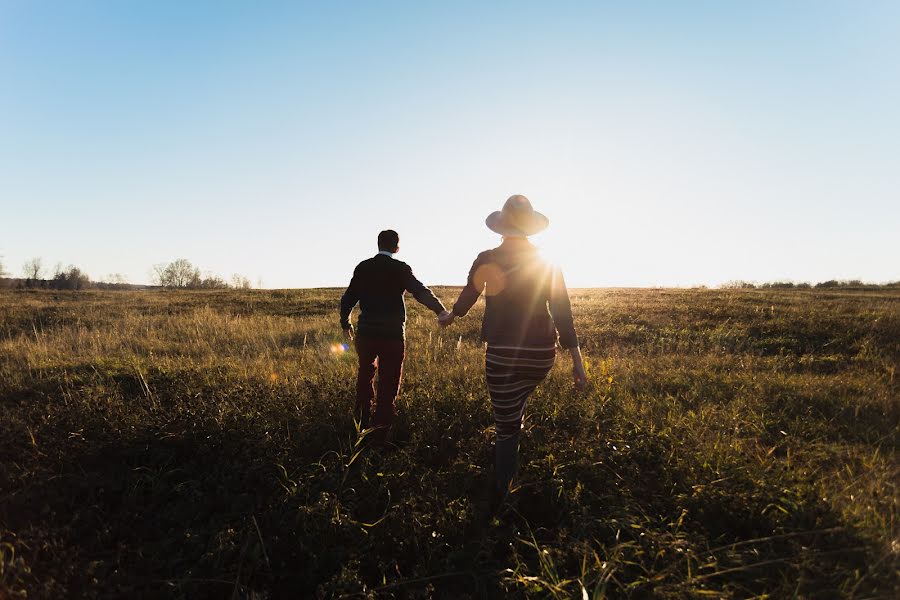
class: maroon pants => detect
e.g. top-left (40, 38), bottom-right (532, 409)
top-left (354, 336), bottom-right (405, 438)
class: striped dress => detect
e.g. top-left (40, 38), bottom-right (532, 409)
top-left (485, 344), bottom-right (557, 440)
top-left (451, 239), bottom-right (577, 443)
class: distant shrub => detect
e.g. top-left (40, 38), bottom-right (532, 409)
top-left (194, 274), bottom-right (229, 289)
top-left (761, 281), bottom-right (796, 289)
top-left (814, 280), bottom-right (880, 289)
top-left (50, 266), bottom-right (91, 290)
top-left (721, 280), bottom-right (756, 289)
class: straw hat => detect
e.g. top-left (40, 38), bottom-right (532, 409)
top-left (485, 195), bottom-right (549, 236)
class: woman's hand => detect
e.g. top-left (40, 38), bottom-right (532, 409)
top-left (438, 310), bottom-right (455, 328)
top-left (569, 346), bottom-right (587, 392)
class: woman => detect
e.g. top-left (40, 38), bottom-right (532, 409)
top-left (439, 194), bottom-right (587, 502)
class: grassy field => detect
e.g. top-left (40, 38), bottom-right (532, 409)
top-left (0, 287), bottom-right (897, 599)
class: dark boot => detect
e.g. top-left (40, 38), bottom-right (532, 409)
top-left (493, 432), bottom-right (520, 504)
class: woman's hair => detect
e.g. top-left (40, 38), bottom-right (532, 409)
top-left (378, 230), bottom-right (400, 252)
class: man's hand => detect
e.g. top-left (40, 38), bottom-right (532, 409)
top-left (437, 310), bottom-right (455, 328)
top-left (343, 326), bottom-right (354, 342)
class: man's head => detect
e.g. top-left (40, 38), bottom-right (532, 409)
top-left (378, 230), bottom-right (400, 253)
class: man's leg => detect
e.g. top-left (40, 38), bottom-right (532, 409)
top-left (371, 338), bottom-right (405, 444)
top-left (354, 337), bottom-right (377, 429)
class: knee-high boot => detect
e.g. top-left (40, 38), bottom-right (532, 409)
top-left (495, 432), bottom-right (520, 495)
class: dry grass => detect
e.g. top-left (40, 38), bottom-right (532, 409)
top-left (0, 287), bottom-right (897, 598)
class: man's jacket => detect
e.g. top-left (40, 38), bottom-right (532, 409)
top-left (340, 254), bottom-right (446, 340)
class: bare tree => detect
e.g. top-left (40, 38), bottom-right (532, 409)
top-left (154, 259), bottom-right (201, 288)
top-left (0, 256), bottom-right (7, 278)
top-left (152, 263), bottom-right (167, 287)
top-left (230, 274), bottom-right (252, 289)
top-left (23, 257), bottom-right (44, 280)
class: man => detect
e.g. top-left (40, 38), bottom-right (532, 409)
top-left (340, 229), bottom-right (450, 444)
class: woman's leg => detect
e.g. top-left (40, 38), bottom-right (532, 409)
top-left (494, 431), bottom-right (520, 495)
top-left (485, 345), bottom-right (556, 495)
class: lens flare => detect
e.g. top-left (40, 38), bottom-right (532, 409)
top-left (331, 343), bottom-right (348, 354)
top-left (474, 262), bottom-right (507, 296)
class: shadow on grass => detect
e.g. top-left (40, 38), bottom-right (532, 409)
top-left (3, 413), bottom-right (511, 599)
top-left (2, 411), bottom-right (894, 599)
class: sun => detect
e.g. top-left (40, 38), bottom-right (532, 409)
top-left (531, 229), bottom-right (566, 270)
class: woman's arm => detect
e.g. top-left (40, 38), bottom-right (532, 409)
top-left (440, 253), bottom-right (487, 327)
top-left (568, 346), bottom-right (588, 391)
top-left (548, 266), bottom-right (578, 349)
top-left (547, 266), bottom-right (585, 389)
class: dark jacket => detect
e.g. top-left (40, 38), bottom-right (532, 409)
top-left (451, 238), bottom-right (579, 349)
top-left (340, 254), bottom-right (446, 340)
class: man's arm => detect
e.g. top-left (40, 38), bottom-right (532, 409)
top-left (340, 266), bottom-right (361, 331)
top-left (404, 265), bottom-right (446, 314)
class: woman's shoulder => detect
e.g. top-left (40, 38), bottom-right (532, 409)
top-left (471, 248), bottom-right (496, 264)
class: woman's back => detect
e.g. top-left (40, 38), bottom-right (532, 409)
top-left (452, 238), bottom-right (578, 349)
top-left (443, 195), bottom-right (587, 505)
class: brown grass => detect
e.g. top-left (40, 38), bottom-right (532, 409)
top-left (0, 287), bottom-right (897, 598)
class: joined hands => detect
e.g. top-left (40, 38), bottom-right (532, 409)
top-left (437, 310), bottom-right (455, 328)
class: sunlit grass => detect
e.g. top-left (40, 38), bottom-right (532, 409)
top-left (0, 287), bottom-right (897, 598)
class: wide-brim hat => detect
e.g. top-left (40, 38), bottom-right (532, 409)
top-left (485, 194), bottom-right (549, 236)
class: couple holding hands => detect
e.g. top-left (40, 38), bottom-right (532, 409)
top-left (339, 195), bottom-right (587, 500)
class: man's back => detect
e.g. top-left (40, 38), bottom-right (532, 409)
top-left (340, 254), bottom-right (444, 340)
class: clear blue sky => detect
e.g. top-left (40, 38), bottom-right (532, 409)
top-left (1, 1), bottom-right (898, 288)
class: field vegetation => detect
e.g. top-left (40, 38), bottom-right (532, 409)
top-left (0, 287), bottom-right (897, 598)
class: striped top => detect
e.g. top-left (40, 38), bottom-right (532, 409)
top-left (451, 238), bottom-right (579, 349)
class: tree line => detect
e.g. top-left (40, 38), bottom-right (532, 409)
top-left (721, 279), bottom-right (900, 290)
top-left (3, 257), bottom-right (93, 290)
top-left (2, 255), bottom-right (895, 292)
top-left (0, 256), bottom-right (253, 290)
top-left (152, 258), bottom-right (252, 289)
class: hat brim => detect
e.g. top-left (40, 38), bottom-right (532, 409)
top-left (485, 211), bottom-right (549, 236)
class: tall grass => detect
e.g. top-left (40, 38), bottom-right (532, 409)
top-left (0, 287), bottom-right (897, 598)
